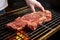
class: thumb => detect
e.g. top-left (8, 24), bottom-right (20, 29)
top-left (30, 5), bottom-right (35, 12)
top-left (36, 1), bottom-right (45, 11)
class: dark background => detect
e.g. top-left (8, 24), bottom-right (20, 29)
top-left (8, 0), bottom-right (60, 10)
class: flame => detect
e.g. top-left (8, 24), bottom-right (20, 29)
top-left (15, 32), bottom-right (28, 40)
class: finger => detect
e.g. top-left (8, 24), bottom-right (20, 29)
top-left (30, 5), bottom-right (35, 12)
top-left (36, 2), bottom-right (45, 11)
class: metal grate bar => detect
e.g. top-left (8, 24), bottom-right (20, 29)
top-left (0, 31), bottom-right (11, 39)
top-left (0, 28), bottom-right (8, 33)
top-left (0, 13), bottom-right (17, 19)
top-left (0, 32), bottom-right (13, 40)
top-left (51, 21), bottom-right (60, 28)
top-left (4, 33), bottom-right (16, 40)
top-left (29, 27), bottom-right (50, 39)
top-left (30, 21), bottom-right (60, 39)
top-left (31, 28), bottom-right (51, 40)
top-left (48, 19), bottom-right (60, 27)
top-left (31, 29), bottom-right (51, 40)
top-left (30, 22), bottom-right (60, 40)
top-left (29, 26), bottom-right (45, 36)
top-left (45, 15), bottom-right (60, 25)
top-left (0, 18), bottom-right (15, 26)
top-left (45, 17), bottom-right (60, 27)
top-left (0, 27), bottom-right (6, 31)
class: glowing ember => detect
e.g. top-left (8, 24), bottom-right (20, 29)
top-left (15, 32), bottom-right (28, 40)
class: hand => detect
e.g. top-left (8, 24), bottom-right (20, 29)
top-left (25, 0), bottom-right (45, 12)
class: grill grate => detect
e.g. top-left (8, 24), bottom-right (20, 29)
top-left (29, 10), bottom-right (60, 40)
top-left (0, 9), bottom-right (60, 40)
top-left (0, 14), bottom-right (18, 40)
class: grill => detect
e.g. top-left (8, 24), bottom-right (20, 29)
top-left (0, 0), bottom-right (60, 40)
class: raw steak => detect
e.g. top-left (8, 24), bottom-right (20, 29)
top-left (7, 10), bottom-right (52, 31)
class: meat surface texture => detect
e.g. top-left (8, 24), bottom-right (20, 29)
top-left (43, 10), bottom-right (52, 22)
top-left (7, 10), bottom-right (52, 31)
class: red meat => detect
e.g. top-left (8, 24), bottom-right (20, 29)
top-left (21, 12), bottom-right (46, 30)
top-left (7, 10), bottom-right (52, 31)
top-left (43, 10), bottom-right (52, 22)
top-left (7, 17), bottom-right (27, 30)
